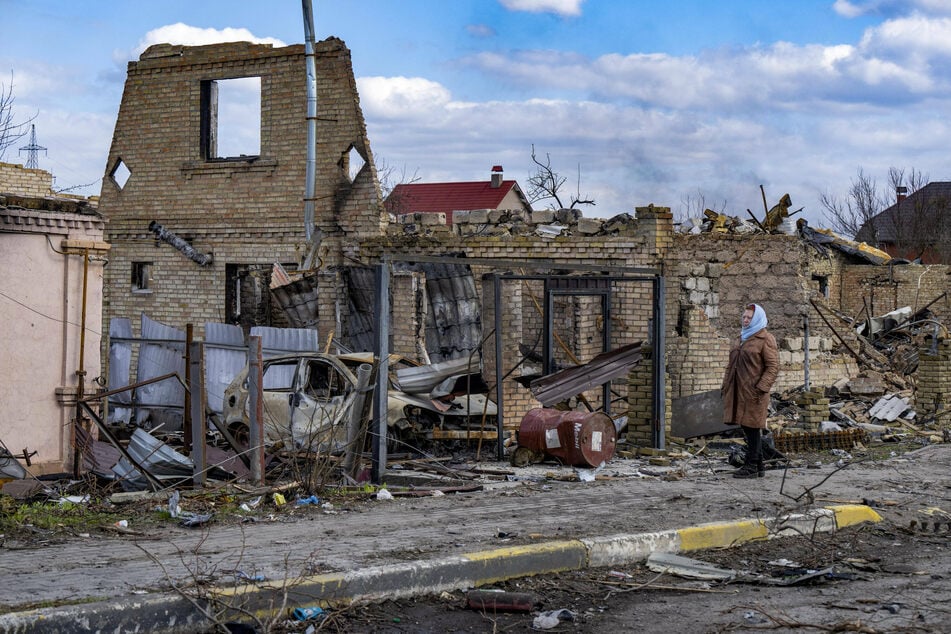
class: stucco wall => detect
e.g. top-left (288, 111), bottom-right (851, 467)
top-left (0, 207), bottom-right (106, 473)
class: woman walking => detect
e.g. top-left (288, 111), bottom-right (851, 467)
top-left (722, 303), bottom-right (779, 478)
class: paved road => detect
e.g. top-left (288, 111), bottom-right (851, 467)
top-left (1, 444), bottom-right (946, 613)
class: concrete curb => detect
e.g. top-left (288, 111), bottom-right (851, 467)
top-left (0, 504), bottom-right (881, 633)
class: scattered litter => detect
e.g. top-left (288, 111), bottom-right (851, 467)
top-left (168, 490), bottom-right (180, 518)
top-left (466, 589), bottom-right (534, 612)
top-left (295, 495), bottom-right (320, 506)
top-left (375, 488), bottom-right (393, 501)
top-left (57, 495), bottom-right (90, 505)
top-left (767, 558), bottom-right (801, 568)
top-left (235, 570), bottom-right (266, 582)
top-left (292, 606), bottom-right (325, 622)
top-left (179, 512), bottom-right (213, 528)
top-left (114, 520), bottom-right (129, 528)
top-left (272, 493), bottom-right (286, 507)
top-left (533, 608), bottom-right (576, 630)
top-left (646, 552), bottom-right (736, 581)
top-left (744, 610), bottom-right (768, 624)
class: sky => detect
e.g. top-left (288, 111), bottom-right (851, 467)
top-left (2, 0), bottom-right (951, 226)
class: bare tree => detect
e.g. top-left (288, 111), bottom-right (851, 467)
top-left (0, 72), bottom-right (36, 161)
top-left (526, 144), bottom-right (595, 210)
top-left (376, 155), bottom-right (421, 217)
top-left (883, 167), bottom-right (951, 262)
top-left (678, 190), bottom-right (727, 224)
top-left (819, 168), bottom-right (886, 240)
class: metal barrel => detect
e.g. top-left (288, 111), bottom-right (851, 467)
top-left (516, 408), bottom-right (617, 467)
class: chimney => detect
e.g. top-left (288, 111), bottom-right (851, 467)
top-left (490, 165), bottom-right (503, 189)
top-left (896, 186), bottom-right (908, 205)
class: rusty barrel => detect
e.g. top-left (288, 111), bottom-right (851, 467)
top-left (516, 408), bottom-right (617, 467)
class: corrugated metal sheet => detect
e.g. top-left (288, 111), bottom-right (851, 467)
top-left (413, 261), bottom-right (482, 362)
top-left (341, 266), bottom-right (376, 353)
top-left (204, 322), bottom-right (246, 414)
top-left (395, 354), bottom-right (482, 395)
top-left (112, 427), bottom-right (193, 491)
top-left (250, 326), bottom-right (319, 389)
top-left (108, 317), bottom-right (133, 424)
top-left (529, 342), bottom-right (643, 407)
top-left (135, 314), bottom-right (185, 425)
top-left (342, 261), bottom-right (482, 363)
top-left (868, 394), bottom-right (911, 422)
top-left (269, 273), bottom-right (320, 329)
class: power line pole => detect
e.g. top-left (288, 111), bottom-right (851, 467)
top-left (19, 124), bottom-right (46, 169)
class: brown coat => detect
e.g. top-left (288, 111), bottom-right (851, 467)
top-left (721, 329), bottom-right (779, 429)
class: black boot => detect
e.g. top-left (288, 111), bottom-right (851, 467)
top-left (733, 463), bottom-right (759, 479)
top-left (757, 460), bottom-right (765, 478)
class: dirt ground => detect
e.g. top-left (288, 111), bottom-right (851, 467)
top-left (4, 438), bottom-right (951, 634)
top-left (312, 519), bottom-right (951, 633)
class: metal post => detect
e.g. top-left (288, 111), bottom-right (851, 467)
top-left (602, 291), bottom-right (611, 413)
top-left (372, 261), bottom-right (390, 484)
top-left (651, 275), bottom-right (667, 450)
top-left (248, 335), bottom-right (265, 485)
top-left (184, 324), bottom-right (193, 455)
top-left (494, 274), bottom-right (504, 460)
top-left (188, 341), bottom-right (206, 488)
top-left (72, 249), bottom-right (90, 478)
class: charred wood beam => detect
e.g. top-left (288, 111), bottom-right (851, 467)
top-left (149, 221), bottom-right (213, 266)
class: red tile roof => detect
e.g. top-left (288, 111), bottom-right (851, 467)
top-left (385, 180), bottom-right (528, 224)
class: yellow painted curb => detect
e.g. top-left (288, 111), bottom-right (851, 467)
top-left (826, 504), bottom-right (882, 528)
top-left (461, 540), bottom-right (584, 562)
top-left (677, 519), bottom-right (769, 551)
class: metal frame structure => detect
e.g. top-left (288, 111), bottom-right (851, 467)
top-left (372, 253), bottom-right (665, 483)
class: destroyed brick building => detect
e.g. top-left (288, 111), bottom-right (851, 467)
top-left (93, 37), bottom-right (951, 464)
top-left (99, 39), bottom-right (383, 339)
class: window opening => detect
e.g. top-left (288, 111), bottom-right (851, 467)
top-left (811, 274), bottom-right (829, 298)
top-left (345, 145), bottom-right (366, 182)
top-left (111, 158), bottom-right (131, 189)
top-left (131, 262), bottom-right (152, 293)
top-left (201, 77), bottom-right (261, 160)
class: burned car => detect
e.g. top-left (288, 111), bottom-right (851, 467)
top-left (222, 352), bottom-right (497, 453)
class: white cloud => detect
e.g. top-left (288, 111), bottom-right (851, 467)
top-left (834, 0), bottom-right (951, 18)
top-left (119, 23), bottom-right (286, 61)
top-left (499, 0), bottom-right (585, 17)
top-left (357, 76), bottom-right (453, 120)
top-left (466, 24), bottom-right (497, 38)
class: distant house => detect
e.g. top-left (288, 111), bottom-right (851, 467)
top-left (856, 182), bottom-right (951, 264)
top-left (385, 166), bottom-right (532, 224)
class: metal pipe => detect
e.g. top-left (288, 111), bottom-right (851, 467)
top-left (73, 249), bottom-right (90, 477)
top-left (301, 0), bottom-right (318, 246)
top-left (148, 221), bottom-right (213, 266)
top-left (372, 260), bottom-right (390, 483)
top-left (652, 274), bottom-right (666, 450)
top-left (343, 363), bottom-right (373, 479)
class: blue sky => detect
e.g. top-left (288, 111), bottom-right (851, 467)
top-left (2, 0), bottom-right (949, 225)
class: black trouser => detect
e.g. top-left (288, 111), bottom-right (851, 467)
top-left (742, 425), bottom-right (762, 463)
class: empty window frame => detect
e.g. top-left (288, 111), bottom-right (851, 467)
top-left (200, 77), bottom-right (261, 160)
top-left (131, 262), bottom-right (152, 293)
